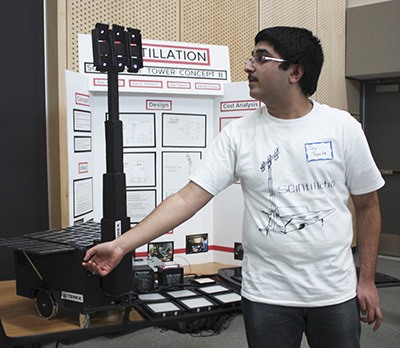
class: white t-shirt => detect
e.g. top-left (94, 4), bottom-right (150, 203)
top-left (189, 101), bottom-right (385, 307)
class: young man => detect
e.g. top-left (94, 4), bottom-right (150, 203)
top-left (83, 27), bottom-right (384, 347)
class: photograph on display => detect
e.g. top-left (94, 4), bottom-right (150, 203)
top-left (162, 113), bottom-right (206, 147)
top-left (186, 233), bottom-right (208, 254)
top-left (73, 177), bottom-right (93, 218)
top-left (234, 242), bottom-right (244, 260)
top-left (73, 109), bottom-right (92, 132)
top-left (124, 152), bottom-right (156, 187)
top-left (148, 241), bottom-right (174, 262)
top-left (74, 136), bottom-right (92, 152)
top-left (126, 189), bottom-right (156, 224)
top-left (162, 151), bottom-right (202, 200)
top-left (120, 112), bottom-right (156, 148)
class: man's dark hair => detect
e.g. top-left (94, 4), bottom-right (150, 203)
top-left (255, 26), bottom-right (324, 97)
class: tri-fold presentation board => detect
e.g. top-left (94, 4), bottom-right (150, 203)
top-left (65, 34), bottom-right (260, 265)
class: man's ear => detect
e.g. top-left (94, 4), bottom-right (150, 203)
top-left (289, 64), bottom-right (304, 83)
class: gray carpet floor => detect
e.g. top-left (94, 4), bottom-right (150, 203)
top-left (43, 255), bottom-right (400, 348)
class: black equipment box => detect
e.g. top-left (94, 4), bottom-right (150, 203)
top-left (132, 265), bottom-right (154, 293)
top-left (157, 266), bottom-right (184, 286)
top-left (0, 221), bottom-right (134, 319)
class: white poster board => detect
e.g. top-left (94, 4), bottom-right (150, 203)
top-left (65, 35), bottom-right (257, 266)
top-left (65, 71), bottom-right (96, 224)
top-left (78, 35), bottom-right (230, 96)
top-left (212, 81), bottom-right (261, 265)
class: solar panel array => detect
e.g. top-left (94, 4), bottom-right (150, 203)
top-left (0, 221), bottom-right (101, 255)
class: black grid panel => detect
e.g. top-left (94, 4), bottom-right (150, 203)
top-left (0, 221), bottom-right (101, 255)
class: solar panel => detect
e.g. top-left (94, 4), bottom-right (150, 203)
top-left (0, 221), bottom-right (101, 255)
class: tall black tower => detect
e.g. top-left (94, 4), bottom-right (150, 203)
top-left (92, 23), bottom-right (143, 296)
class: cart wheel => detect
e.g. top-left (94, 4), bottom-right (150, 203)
top-left (79, 313), bottom-right (91, 328)
top-left (35, 289), bottom-right (58, 319)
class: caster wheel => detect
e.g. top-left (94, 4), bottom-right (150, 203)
top-left (79, 313), bottom-right (91, 328)
top-left (35, 289), bottom-right (58, 319)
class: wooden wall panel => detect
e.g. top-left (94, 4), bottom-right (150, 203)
top-left (260, 0), bottom-right (317, 31)
top-left (259, 0), bottom-right (347, 110)
top-left (316, 0), bottom-right (347, 110)
top-left (67, 0), bottom-right (180, 71)
top-left (52, 0), bottom-right (348, 225)
top-left (67, 0), bottom-right (259, 82)
top-left (180, 0), bottom-right (259, 82)
top-left (65, 0), bottom-right (346, 98)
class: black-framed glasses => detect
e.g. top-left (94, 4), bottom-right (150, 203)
top-left (244, 55), bottom-right (287, 66)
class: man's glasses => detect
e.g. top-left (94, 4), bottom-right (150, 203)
top-left (244, 55), bottom-right (287, 67)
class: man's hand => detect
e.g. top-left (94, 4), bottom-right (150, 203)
top-left (357, 280), bottom-right (383, 331)
top-left (82, 241), bottom-right (125, 277)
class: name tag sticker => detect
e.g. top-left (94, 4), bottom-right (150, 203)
top-left (305, 141), bottom-right (333, 162)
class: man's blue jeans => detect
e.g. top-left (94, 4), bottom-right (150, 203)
top-left (242, 296), bottom-right (361, 348)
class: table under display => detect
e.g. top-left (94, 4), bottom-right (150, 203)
top-left (0, 254), bottom-right (241, 347)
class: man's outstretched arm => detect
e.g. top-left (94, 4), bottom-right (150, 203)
top-left (82, 181), bottom-right (213, 276)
